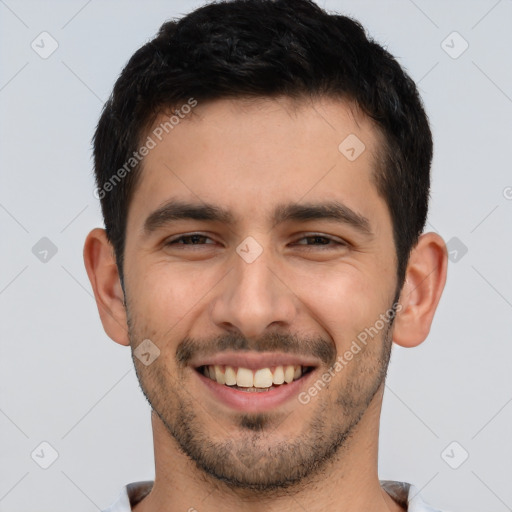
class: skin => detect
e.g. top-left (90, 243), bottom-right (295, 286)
top-left (84, 96), bottom-right (447, 512)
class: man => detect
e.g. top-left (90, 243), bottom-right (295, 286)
top-left (84, 0), bottom-right (448, 510)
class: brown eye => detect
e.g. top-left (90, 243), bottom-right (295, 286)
top-left (165, 234), bottom-right (215, 246)
top-left (293, 234), bottom-right (346, 249)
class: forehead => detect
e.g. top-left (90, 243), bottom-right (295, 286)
top-left (128, 96), bottom-right (388, 231)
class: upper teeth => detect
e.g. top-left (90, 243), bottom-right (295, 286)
top-left (203, 365), bottom-right (305, 388)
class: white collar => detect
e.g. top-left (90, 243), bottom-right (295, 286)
top-left (102, 480), bottom-right (446, 511)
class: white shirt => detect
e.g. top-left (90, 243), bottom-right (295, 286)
top-left (101, 480), bottom-right (447, 511)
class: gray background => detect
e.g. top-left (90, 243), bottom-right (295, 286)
top-left (1, 0), bottom-right (511, 510)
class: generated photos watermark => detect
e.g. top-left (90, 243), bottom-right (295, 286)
top-left (298, 302), bottom-right (402, 405)
top-left (94, 98), bottom-right (198, 200)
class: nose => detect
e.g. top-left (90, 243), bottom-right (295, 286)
top-left (210, 244), bottom-right (298, 340)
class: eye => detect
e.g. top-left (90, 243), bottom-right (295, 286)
top-left (165, 233), bottom-right (216, 247)
top-left (163, 233), bottom-right (347, 251)
top-left (292, 234), bottom-right (347, 249)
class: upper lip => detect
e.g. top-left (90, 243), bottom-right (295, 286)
top-left (191, 351), bottom-right (320, 370)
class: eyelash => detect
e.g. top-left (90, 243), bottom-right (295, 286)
top-left (164, 233), bottom-right (347, 250)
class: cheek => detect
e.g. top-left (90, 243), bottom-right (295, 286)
top-left (127, 262), bottom-right (210, 333)
top-left (289, 264), bottom-right (389, 344)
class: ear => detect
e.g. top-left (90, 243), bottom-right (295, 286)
top-left (393, 232), bottom-right (448, 348)
top-left (83, 228), bottom-right (130, 346)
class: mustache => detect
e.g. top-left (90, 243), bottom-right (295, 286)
top-left (175, 331), bottom-right (337, 368)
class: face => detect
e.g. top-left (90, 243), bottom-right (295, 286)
top-left (122, 97), bottom-right (399, 491)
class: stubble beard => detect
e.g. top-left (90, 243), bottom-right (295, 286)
top-left (127, 309), bottom-right (394, 496)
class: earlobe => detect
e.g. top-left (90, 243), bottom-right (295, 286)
top-left (393, 232), bottom-right (448, 348)
top-left (83, 228), bottom-right (130, 346)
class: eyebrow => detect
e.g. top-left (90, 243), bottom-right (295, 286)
top-left (143, 199), bottom-right (372, 236)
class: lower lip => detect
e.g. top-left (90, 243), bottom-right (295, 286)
top-left (195, 368), bottom-right (316, 412)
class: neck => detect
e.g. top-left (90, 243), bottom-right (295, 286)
top-left (133, 386), bottom-right (404, 512)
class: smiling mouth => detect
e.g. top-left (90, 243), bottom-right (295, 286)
top-left (196, 364), bottom-right (314, 392)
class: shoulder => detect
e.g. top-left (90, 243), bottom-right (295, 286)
top-left (380, 480), bottom-right (449, 512)
top-left (102, 481), bottom-right (154, 512)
